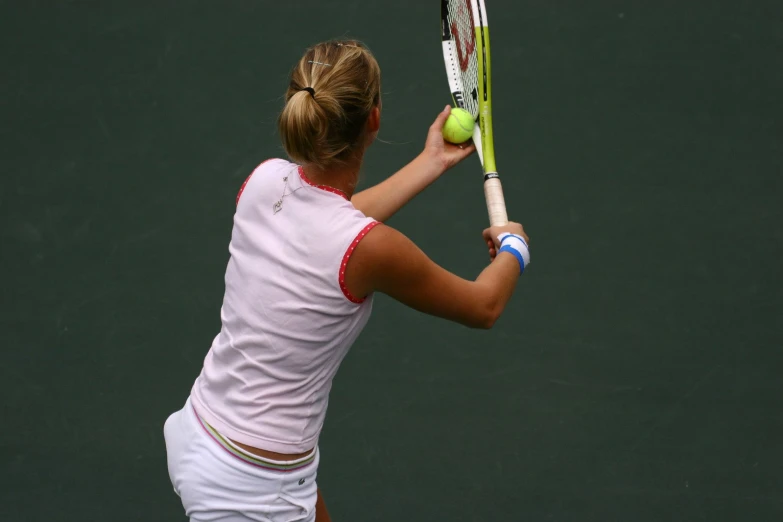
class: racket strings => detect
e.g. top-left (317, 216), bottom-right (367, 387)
top-left (444, 0), bottom-right (480, 118)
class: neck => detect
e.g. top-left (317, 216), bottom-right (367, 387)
top-left (301, 157), bottom-right (362, 200)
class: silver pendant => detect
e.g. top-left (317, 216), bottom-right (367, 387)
top-left (273, 177), bottom-right (292, 215)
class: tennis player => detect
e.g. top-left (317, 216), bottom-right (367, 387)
top-left (163, 39), bottom-right (530, 522)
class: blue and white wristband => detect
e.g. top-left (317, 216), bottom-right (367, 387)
top-left (497, 233), bottom-right (530, 274)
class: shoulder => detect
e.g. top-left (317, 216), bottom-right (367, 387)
top-left (343, 222), bottom-right (443, 301)
top-left (247, 158), bottom-right (296, 182)
top-left (236, 158), bottom-right (294, 205)
top-left (255, 158), bottom-right (293, 175)
top-left (349, 223), bottom-right (422, 274)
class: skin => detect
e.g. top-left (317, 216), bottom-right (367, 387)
top-left (315, 489), bottom-right (330, 522)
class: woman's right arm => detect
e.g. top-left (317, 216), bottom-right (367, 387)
top-left (344, 223), bottom-right (529, 329)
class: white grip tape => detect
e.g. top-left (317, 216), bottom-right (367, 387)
top-left (483, 176), bottom-right (508, 226)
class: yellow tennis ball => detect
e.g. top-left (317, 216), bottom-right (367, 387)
top-left (442, 108), bottom-right (475, 144)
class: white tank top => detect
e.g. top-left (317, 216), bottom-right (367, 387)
top-left (190, 158), bottom-right (379, 454)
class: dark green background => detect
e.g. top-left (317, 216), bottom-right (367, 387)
top-left (2, 1), bottom-right (781, 521)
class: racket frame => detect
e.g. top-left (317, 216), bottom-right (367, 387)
top-left (441, 0), bottom-right (509, 226)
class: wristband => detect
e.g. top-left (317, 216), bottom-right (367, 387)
top-left (496, 233), bottom-right (530, 274)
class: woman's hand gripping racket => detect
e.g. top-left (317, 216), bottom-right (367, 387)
top-left (441, 0), bottom-right (508, 227)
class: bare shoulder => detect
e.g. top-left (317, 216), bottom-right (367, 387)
top-left (343, 223), bottom-right (425, 298)
top-left (352, 223), bottom-right (425, 271)
top-left (355, 222), bottom-right (405, 251)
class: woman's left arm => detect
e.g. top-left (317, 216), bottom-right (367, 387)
top-left (351, 105), bottom-right (475, 222)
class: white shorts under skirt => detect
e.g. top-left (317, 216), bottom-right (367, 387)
top-left (163, 397), bottom-right (319, 522)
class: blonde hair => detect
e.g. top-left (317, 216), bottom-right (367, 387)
top-left (278, 40), bottom-right (382, 169)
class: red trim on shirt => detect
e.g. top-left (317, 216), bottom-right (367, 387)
top-left (236, 174), bottom-right (253, 206)
top-left (236, 159), bottom-right (276, 206)
top-left (339, 221), bottom-right (381, 304)
top-left (298, 166), bottom-right (349, 200)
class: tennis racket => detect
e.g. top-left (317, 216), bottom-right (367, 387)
top-left (441, 0), bottom-right (508, 227)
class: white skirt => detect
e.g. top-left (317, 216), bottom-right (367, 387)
top-left (164, 397), bottom-right (319, 522)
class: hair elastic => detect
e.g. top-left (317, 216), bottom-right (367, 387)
top-left (301, 87), bottom-right (316, 98)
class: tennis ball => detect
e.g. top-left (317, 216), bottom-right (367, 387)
top-left (442, 108), bottom-right (475, 144)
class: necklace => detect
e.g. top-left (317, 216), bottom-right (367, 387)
top-left (272, 176), bottom-right (302, 214)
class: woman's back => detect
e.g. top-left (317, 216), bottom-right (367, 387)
top-left (190, 158), bottom-right (378, 454)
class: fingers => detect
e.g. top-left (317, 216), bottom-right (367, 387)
top-left (429, 105), bottom-right (452, 132)
top-left (483, 230), bottom-right (499, 258)
top-left (442, 140), bottom-right (476, 166)
top-left (483, 228), bottom-right (502, 246)
top-left (486, 238), bottom-right (496, 260)
top-left (453, 141), bottom-right (476, 154)
top-left (482, 227), bottom-right (493, 243)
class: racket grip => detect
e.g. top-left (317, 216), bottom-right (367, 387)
top-left (483, 175), bottom-right (508, 226)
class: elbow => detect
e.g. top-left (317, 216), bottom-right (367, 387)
top-left (474, 298), bottom-right (502, 330)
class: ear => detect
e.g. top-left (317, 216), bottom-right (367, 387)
top-left (368, 106), bottom-right (381, 133)
top-left (365, 106), bottom-right (381, 146)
